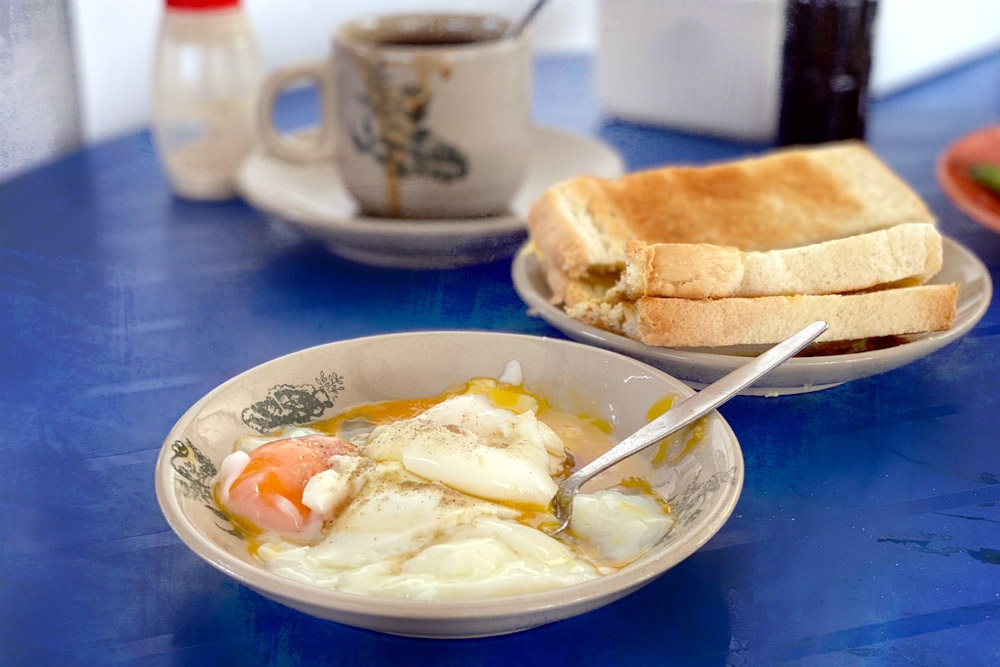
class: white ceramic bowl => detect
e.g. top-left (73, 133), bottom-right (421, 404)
top-left (155, 331), bottom-right (743, 638)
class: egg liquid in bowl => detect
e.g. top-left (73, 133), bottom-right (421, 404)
top-left (213, 363), bottom-right (681, 600)
top-left (156, 332), bottom-right (743, 637)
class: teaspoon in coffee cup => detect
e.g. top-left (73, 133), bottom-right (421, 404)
top-left (550, 320), bottom-right (829, 533)
top-left (506, 0), bottom-right (552, 39)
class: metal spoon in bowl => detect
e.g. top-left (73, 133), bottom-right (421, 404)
top-left (550, 320), bottom-right (829, 533)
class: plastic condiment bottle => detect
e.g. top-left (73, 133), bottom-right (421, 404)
top-left (776, 0), bottom-right (878, 146)
top-left (152, 0), bottom-right (261, 200)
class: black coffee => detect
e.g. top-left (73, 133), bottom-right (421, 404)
top-left (351, 14), bottom-right (508, 49)
top-left (376, 34), bottom-right (496, 47)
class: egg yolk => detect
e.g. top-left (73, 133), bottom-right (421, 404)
top-left (313, 377), bottom-right (549, 435)
top-left (224, 434), bottom-right (355, 537)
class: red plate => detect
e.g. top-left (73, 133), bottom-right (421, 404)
top-left (937, 124), bottom-right (1000, 234)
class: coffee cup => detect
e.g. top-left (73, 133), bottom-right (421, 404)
top-left (257, 13), bottom-right (532, 220)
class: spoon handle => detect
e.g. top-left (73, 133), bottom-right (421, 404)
top-left (507, 0), bottom-right (550, 39)
top-left (559, 321), bottom-right (828, 499)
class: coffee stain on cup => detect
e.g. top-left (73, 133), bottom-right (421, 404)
top-left (350, 54), bottom-right (469, 218)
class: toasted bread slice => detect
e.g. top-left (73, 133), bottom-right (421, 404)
top-left (566, 284), bottom-right (959, 348)
top-left (620, 222), bottom-right (943, 299)
top-left (528, 141), bottom-right (934, 281)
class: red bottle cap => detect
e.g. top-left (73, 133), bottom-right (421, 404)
top-left (166, 0), bottom-right (239, 9)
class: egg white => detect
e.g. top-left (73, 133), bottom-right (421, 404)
top-left (570, 490), bottom-right (675, 564)
top-left (219, 366), bottom-right (675, 600)
top-left (233, 426), bottom-right (323, 454)
top-left (258, 465), bottom-right (598, 600)
top-left (364, 394), bottom-right (563, 507)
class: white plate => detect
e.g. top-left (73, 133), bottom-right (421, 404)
top-left (511, 236), bottom-right (993, 396)
top-left (236, 126), bottom-right (625, 269)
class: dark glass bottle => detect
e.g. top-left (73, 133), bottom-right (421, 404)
top-left (776, 0), bottom-right (878, 146)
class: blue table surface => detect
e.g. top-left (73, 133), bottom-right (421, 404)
top-left (3, 54), bottom-right (1000, 666)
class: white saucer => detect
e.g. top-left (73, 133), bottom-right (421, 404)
top-left (236, 126), bottom-right (625, 269)
top-left (511, 236), bottom-right (992, 396)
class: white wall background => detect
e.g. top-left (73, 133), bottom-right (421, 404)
top-left (0, 1), bottom-right (81, 181)
top-left (68, 0), bottom-right (597, 146)
top-left (2, 0), bottom-right (1000, 183)
top-left (871, 0), bottom-right (1000, 93)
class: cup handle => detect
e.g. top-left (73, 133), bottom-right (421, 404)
top-left (256, 60), bottom-right (336, 163)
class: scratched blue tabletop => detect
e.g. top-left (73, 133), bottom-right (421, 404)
top-left (3, 53), bottom-right (1000, 666)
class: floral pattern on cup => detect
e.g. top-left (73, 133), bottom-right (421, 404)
top-left (351, 60), bottom-right (469, 213)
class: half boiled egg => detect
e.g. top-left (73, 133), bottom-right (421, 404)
top-left (216, 433), bottom-right (357, 541)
